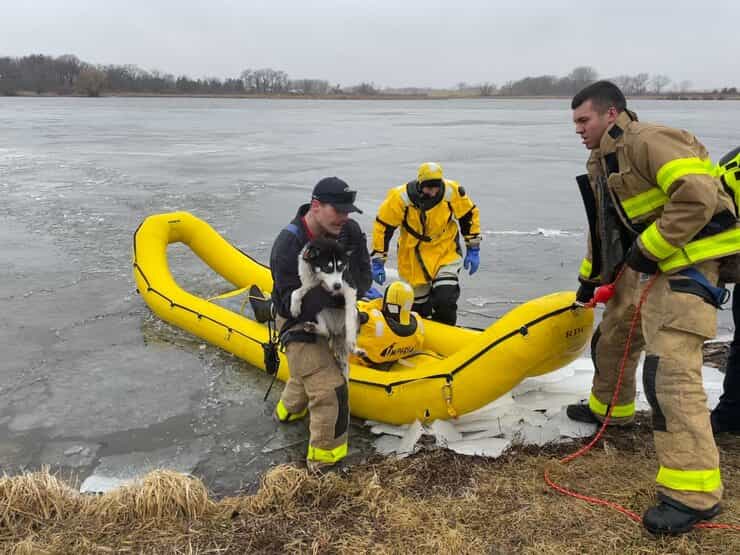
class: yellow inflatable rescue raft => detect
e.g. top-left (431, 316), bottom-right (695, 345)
top-left (133, 212), bottom-right (593, 425)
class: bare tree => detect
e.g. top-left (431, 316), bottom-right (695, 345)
top-left (478, 82), bottom-right (496, 96)
top-left (288, 79), bottom-right (330, 95)
top-left (353, 82), bottom-right (378, 95)
top-left (75, 67), bottom-right (106, 96)
top-left (650, 74), bottom-right (671, 94)
top-left (568, 66), bottom-right (599, 92)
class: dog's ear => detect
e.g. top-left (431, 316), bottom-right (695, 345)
top-left (303, 245), bottom-right (319, 262)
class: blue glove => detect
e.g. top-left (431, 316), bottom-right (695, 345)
top-left (371, 258), bottom-right (386, 285)
top-left (464, 246), bottom-right (480, 275)
top-left (364, 286), bottom-right (383, 300)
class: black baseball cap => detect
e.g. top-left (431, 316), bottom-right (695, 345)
top-left (312, 177), bottom-right (362, 214)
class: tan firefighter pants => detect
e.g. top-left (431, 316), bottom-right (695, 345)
top-left (589, 261), bottom-right (722, 509)
top-left (277, 321), bottom-right (349, 467)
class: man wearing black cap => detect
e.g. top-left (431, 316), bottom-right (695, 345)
top-left (269, 177), bottom-right (370, 473)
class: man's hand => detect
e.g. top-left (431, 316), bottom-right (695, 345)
top-left (464, 246), bottom-right (480, 275)
top-left (626, 243), bottom-right (658, 275)
top-left (371, 258), bottom-right (386, 284)
top-left (575, 282), bottom-right (596, 306)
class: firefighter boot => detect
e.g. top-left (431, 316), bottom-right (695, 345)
top-left (711, 344), bottom-right (740, 434)
top-left (643, 493), bottom-right (721, 535)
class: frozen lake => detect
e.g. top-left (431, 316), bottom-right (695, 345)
top-left (1, 96), bottom-right (738, 494)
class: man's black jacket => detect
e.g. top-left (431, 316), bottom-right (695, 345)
top-left (269, 204), bottom-right (371, 336)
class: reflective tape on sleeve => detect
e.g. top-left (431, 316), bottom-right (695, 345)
top-left (640, 222), bottom-right (679, 260)
top-left (579, 258), bottom-right (592, 279)
top-left (656, 157), bottom-right (715, 193)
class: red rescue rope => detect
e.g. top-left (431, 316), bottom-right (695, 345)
top-left (544, 271), bottom-right (740, 532)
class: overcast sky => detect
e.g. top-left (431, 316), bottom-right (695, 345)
top-left (2, 0), bottom-right (738, 90)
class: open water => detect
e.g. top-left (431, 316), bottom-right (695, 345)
top-left (1, 97), bottom-right (739, 494)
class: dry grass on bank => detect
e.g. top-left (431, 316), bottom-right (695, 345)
top-left (3, 416), bottom-right (740, 554)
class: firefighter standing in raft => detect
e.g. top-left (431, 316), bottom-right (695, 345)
top-left (568, 81), bottom-right (740, 535)
top-left (371, 163), bottom-right (482, 325)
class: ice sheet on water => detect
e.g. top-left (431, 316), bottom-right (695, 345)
top-left (368, 422), bottom-right (410, 437)
top-left (429, 420), bottom-right (463, 446)
top-left (446, 437), bottom-right (512, 458)
top-left (371, 356), bottom-right (727, 458)
top-left (397, 420), bottom-right (425, 457)
top-left (465, 296), bottom-right (523, 308)
top-left (80, 437), bottom-right (212, 494)
top-left (375, 434), bottom-right (402, 455)
top-left (483, 229), bottom-right (581, 238)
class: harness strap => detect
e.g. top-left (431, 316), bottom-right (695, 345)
top-left (677, 268), bottom-right (730, 308)
top-left (402, 206), bottom-right (433, 242)
top-left (285, 222), bottom-right (300, 236)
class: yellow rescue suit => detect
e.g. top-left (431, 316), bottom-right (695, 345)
top-left (372, 179), bottom-right (481, 286)
top-left (352, 299), bottom-right (424, 367)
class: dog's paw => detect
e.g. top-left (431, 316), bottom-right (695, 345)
top-left (289, 291), bottom-right (302, 317)
top-left (346, 340), bottom-right (357, 355)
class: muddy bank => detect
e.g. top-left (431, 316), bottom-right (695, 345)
top-left (2, 415), bottom-right (740, 554)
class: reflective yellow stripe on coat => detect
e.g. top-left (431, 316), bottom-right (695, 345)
top-left (659, 228), bottom-right (740, 273)
top-left (621, 188), bottom-right (669, 219)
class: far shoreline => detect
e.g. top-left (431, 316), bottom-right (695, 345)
top-left (4, 91), bottom-right (740, 101)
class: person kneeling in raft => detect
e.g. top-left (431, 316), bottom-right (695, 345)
top-left (352, 281), bottom-right (425, 370)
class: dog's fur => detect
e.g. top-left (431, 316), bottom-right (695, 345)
top-left (290, 238), bottom-right (358, 372)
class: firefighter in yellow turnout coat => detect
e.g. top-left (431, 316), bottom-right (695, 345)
top-left (568, 81), bottom-right (740, 535)
top-left (371, 163), bottom-right (482, 325)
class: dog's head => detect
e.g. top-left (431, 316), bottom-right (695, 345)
top-left (302, 238), bottom-right (351, 295)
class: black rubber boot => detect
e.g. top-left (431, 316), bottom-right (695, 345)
top-left (566, 403), bottom-right (600, 424)
top-left (711, 344), bottom-right (740, 434)
top-left (712, 287), bottom-right (740, 434)
top-left (643, 493), bottom-right (721, 535)
top-left (566, 402), bottom-right (633, 427)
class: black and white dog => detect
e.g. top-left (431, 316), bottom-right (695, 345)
top-left (290, 238), bottom-right (358, 371)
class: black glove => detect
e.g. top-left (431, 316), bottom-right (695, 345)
top-left (338, 219), bottom-right (372, 294)
top-left (576, 282), bottom-right (596, 304)
top-left (299, 286), bottom-right (346, 322)
top-left (338, 219), bottom-right (364, 250)
top-left (625, 243), bottom-right (658, 275)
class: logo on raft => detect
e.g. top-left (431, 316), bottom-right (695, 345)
top-left (380, 342), bottom-right (417, 358)
top-left (565, 327), bottom-right (586, 339)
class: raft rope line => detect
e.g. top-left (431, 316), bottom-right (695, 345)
top-left (348, 305), bottom-right (575, 394)
top-left (133, 234), bottom-right (576, 397)
top-left (133, 262), bottom-right (265, 347)
top-left (544, 272), bottom-right (740, 532)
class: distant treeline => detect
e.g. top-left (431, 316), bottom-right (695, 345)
top-left (0, 55), bottom-right (737, 99)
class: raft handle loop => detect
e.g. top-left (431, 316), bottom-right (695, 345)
top-left (442, 382), bottom-right (457, 418)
